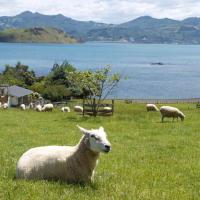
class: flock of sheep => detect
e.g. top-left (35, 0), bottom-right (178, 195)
top-left (0, 100), bottom-right (186, 184)
top-left (146, 103), bottom-right (185, 122)
top-left (0, 102), bottom-right (84, 113)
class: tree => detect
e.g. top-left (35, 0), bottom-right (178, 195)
top-left (67, 66), bottom-right (120, 116)
top-left (46, 60), bottom-right (76, 86)
top-left (1, 62), bottom-right (36, 87)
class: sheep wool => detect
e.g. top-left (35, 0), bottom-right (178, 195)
top-left (146, 104), bottom-right (159, 112)
top-left (42, 104), bottom-right (54, 112)
top-left (61, 107), bottom-right (70, 112)
top-left (16, 126), bottom-right (111, 183)
top-left (160, 106), bottom-right (185, 122)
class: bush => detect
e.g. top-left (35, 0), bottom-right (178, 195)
top-left (42, 85), bottom-right (71, 102)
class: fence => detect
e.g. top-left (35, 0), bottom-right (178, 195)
top-left (124, 98), bottom-right (200, 104)
top-left (83, 99), bottom-right (114, 116)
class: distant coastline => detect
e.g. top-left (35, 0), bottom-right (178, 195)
top-left (0, 27), bottom-right (78, 44)
top-left (1, 11), bottom-right (200, 44)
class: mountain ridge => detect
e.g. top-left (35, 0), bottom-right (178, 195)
top-left (1, 11), bottom-right (200, 44)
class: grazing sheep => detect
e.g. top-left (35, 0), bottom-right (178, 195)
top-left (35, 105), bottom-right (42, 112)
top-left (74, 105), bottom-right (83, 113)
top-left (20, 104), bottom-right (26, 110)
top-left (146, 104), bottom-right (159, 112)
top-left (16, 125), bottom-right (111, 183)
top-left (2, 103), bottom-right (8, 109)
top-left (61, 107), bottom-right (70, 113)
top-left (42, 103), bottom-right (54, 112)
top-left (160, 106), bottom-right (185, 122)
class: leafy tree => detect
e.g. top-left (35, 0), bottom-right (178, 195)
top-left (1, 62), bottom-right (36, 87)
top-left (46, 60), bottom-right (76, 86)
top-left (67, 66), bottom-right (120, 116)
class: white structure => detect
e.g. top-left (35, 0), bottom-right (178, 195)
top-left (16, 125), bottom-right (111, 183)
top-left (146, 104), bottom-right (159, 112)
top-left (160, 106), bottom-right (185, 122)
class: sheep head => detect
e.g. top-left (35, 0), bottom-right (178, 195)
top-left (77, 125), bottom-right (111, 153)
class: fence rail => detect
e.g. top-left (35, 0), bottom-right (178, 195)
top-left (124, 98), bottom-right (200, 104)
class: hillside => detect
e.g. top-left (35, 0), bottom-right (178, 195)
top-left (1, 11), bottom-right (200, 44)
top-left (0, 27), bottom-right (78, 43)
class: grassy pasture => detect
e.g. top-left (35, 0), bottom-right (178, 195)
top-left (0, 102), bottom-right (200, 200)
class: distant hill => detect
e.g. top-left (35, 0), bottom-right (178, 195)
top-left (0, 27), bottom-right (77, 43)
top-left (1, 11), bottom-right (200, 44)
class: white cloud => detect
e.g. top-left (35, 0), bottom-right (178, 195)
top-left (0, 0), bottom-right (200, 23)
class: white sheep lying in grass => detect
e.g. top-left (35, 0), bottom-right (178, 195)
top-left (2, 103), bottom-right (8, 109)
top-left (42, 103), bottom-right (54, 112)
top-left (16, 125), bottom-right (111, 183)
top-left (160, 106), bottom-right (185, 122)
top-left (61, 107), bottom-right (70, 113)
top-left (35, 105), bottom-right (42, 112)
top-left (20, 104), bottom-right (26, 110)
top-left (146, 104), bottom-right (159, 112)
top-left (74, 105), bottom-right (83, 113)
top-left (103, 107), bottom-right (112, 111)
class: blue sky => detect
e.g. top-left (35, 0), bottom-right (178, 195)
top-left (0, 0), bottom-right (200, 23)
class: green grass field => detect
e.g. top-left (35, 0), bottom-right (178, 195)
top-left (0, 102), bottom-right (200, 200)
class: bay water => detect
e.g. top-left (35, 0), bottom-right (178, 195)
top-left (0, 42), bottom-right (200, 99)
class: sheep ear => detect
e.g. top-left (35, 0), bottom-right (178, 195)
top-left (77, 125), bottom-right (88, 135)
top-left (99, 126), bottom-right (104, 131)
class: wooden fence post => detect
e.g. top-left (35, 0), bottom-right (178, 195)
top-left (83, 98), bottom-right (85, 116)
top-left (112, 99), bottom-right (114, 115)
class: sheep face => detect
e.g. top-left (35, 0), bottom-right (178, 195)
top-left (77, 126), bottom-right (111, 153)
top-left (178, 112), bottom-right (185, 121)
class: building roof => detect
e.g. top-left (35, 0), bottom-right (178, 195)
top-left (8, 85), bottom-right (33, 97)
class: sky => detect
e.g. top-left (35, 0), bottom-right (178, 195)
top-left (0, 0), bottom-right (200, 24)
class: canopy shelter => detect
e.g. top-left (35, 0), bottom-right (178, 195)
top-left (7, 85), bottom-right (33, 106)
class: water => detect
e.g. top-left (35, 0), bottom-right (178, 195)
top-left (0, 42), bottom-right (200, 99)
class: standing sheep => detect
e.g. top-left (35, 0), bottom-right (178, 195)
top-left (61, 107), bottom-right (70, 112)
top-left (20, 104), bottom-right (26, 110)
top-left (160, 106), bottom-right (185, 122)
top-left (42, 103), bottom-right (54, 112)
top-left (16, 125), bottom-right (111, 183)
top-left (146, 104), bottom-right (159, 112)
top-left (74, 105), bottom-right (83, 113)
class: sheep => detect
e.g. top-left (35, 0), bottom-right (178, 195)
top-left (16, 125), bottom-right (111, 183)
top-left (2, 103), bottom-right (8, 109)
top-left (20, 104), bottom-right (26, 110)
top-left (42, 103), bottom-right (54, 112)
top-left (35, 104), bottom-right (42, 112)
top-left (61, 107), bottom-right (70, 113)
top-left (0, 102), bottom-right (1, 108)
top-left (146, 104), bottom-right (159, 112)
top-left (74, 105), bottom-right (83, 113)
top-left (103, 106), bottom-right (112, 111)
top-left (160, 106), bottom-right (185, 122)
